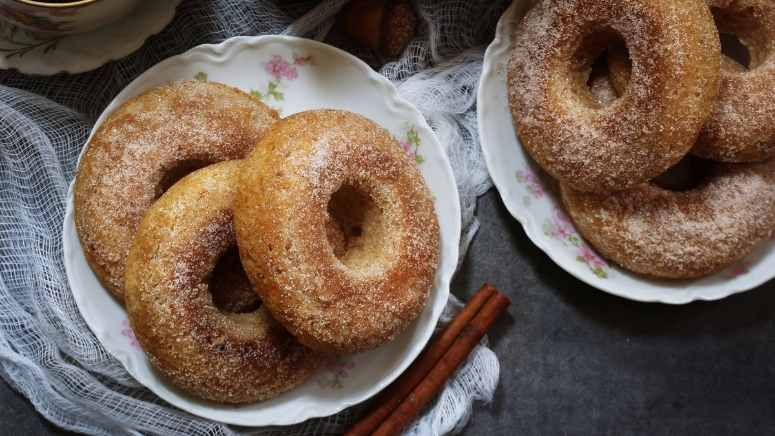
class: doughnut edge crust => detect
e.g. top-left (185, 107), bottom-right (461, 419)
top-left (560, 159), bottom-right (775, 279)
top-left (234, 109), bottom-right (440, 354)
top-left (694, 0), bottom-right (775, 162)
top-left (508, 0), bottom-right (720, 193)
top-left (74, 80), bottom-right (278, 302)
top-left (124, 161), bottom-right (320, 404)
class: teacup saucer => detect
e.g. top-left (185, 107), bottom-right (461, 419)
top-left (0, 0), bottom-right (180, 75)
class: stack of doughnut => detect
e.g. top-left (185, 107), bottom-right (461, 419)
top-left (508, 0), bottom-right (775, 279)
top-left (74, 81), bottom-right (440, 404)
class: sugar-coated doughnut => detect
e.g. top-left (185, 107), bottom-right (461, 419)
top-left (696, 0), bottom-right (775, 162)
top-left (234, 110), bottom-right (440, 354)
top-left (75, 80), bottom-right (277, 301)
top-left (606, 1), bottom-right (775, 163)
top-left (607, 42), bottom-right (746, 97)
top-left (124, 161), bottom-right (319, 404)
top-left (561, 159), bottom-right (775, 279)
top-left (508, 0), bottom-right (720, 193)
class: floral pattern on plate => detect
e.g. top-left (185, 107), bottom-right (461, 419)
top-left (197, 54), bottom-right (313, 115)
top-left (0, 22), bottom-right (64, 59)
top-left (195, 67), bottom-right (425, 166)
top-left (515, 169), bottom-right (609, 279)
top-left (317, 356), bottom-right (356, 390)
top-left (120, 319), bottom-right (140, 349)
top-left (252, 54), bottom-right (312, 112)
top-left (542, 209), bottom-right (608, 279)
top-left (400, 125), bottom-right (425, 165)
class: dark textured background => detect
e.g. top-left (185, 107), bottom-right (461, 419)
top-left (3, 190), bottom-right (775, 435)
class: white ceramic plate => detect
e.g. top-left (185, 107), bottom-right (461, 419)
top-left (0, 0), bottom-right (180, 75)
top-left (478, 1), bottom-right (775, 304)
top-left (62, 35), bottom-right (461, 426)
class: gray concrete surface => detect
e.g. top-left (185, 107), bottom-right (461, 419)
top-left (2, 189), bottom-right (774, 435)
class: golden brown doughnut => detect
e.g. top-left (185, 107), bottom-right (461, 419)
top-left (599, 44), bottom-right (745, 104)
top-left (561, 159), bottom-right (775, 279)
top-left (74, 80), bottom-right (277, 301)
top-left (234, 110), bottom-right (440, 354)
top-left (607, 43), bottom-right (745, 97)
top-left (605, 0), bottom-right (775, 162)
top-left (696, 0), bottom-right (775, 162)
top-left (124, 161), bottom-right (319, 404)
top-left (508, 0), bottom-right (720, 193)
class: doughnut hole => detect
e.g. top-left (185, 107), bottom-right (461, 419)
top-left (720, 32), bottom-right (752, 70)
top-left (326, 184), bottom-right (390, 273)
top-left (586, 48), bottom-right (625, 106)
top-left (569, 27), bottom-right (629, 109)
top-left (208, 246), bottom-right (261, 314)
top-left (653, 155), bottom-right (714, 192)
top-left (712, 7), bottom-right (769, 71)
top-left (155, 158), bottom-right (212, 198)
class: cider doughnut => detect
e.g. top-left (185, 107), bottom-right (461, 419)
top-left (696, 0), bottom-right (775, 162)
top-left (75, 80), bottom-right (277, 301)
top-left (508, 0), bottom-right (720, 193)
top-left (234, 110), bottom-right (440, 354)
top-left (608, 43), bottom-right (745, 97)
top-left (605, 0), bottom-right (775, 162)
top-left (124, 161), bottom-right (319, 404)
top-left (561, 159), bottom-right (775, 279)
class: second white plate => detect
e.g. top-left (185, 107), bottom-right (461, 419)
top-left (478, 1), bottom-right (775, 304)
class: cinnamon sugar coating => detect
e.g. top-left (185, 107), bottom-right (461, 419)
top-left (508, 0), bottom-right (720, 193)
top-left (607, 42), bottom-right (746, 97)
top-left (74, 80), bottom-right (278, 301)
top-left (606, 0), bottom-right (775, 162)
top-left (561, 159), bottom-right (775, 279)
top-left (124, 161), bottom-right (320, 404)
top-left (234, 110), bottom-right (440, 354)
top-left (694, 0), bottom-right (775, 162)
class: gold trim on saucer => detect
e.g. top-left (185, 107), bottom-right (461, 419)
top-left (12, 0), bottom-right (101, 9)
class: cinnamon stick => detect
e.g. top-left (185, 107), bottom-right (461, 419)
top-left (345, 284), bottom-right (498, 436)
top-left (372, 292), bottom-right (511, 436)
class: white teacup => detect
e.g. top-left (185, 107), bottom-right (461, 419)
top-left (0, 0), bottom-right (143, 35)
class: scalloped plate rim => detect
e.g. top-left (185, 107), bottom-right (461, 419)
top-left (63, 34), bottom-right (461, 426)
top-left (477, 0), bottom-right (775, 305)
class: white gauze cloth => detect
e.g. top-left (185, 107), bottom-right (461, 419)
top-left (0, 0), bottom-right (510, 434)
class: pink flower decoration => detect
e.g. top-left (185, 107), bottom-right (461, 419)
top-left (550, 209), bottom-right (575, 239)
top-left (579, 244), bottom-right (606, 269)
top-left (552, 227), bottom-right (571, 240)
top-left (120, 320), bottom-right (140, 349)
top-left (400, 140), bottom-right (416, 158)
top-left (516, 169), bottom-right (545, 198)
top-left (265, 55), bottom-right (298, 81)
top-left (553, 209), bottom-right (572, 226)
